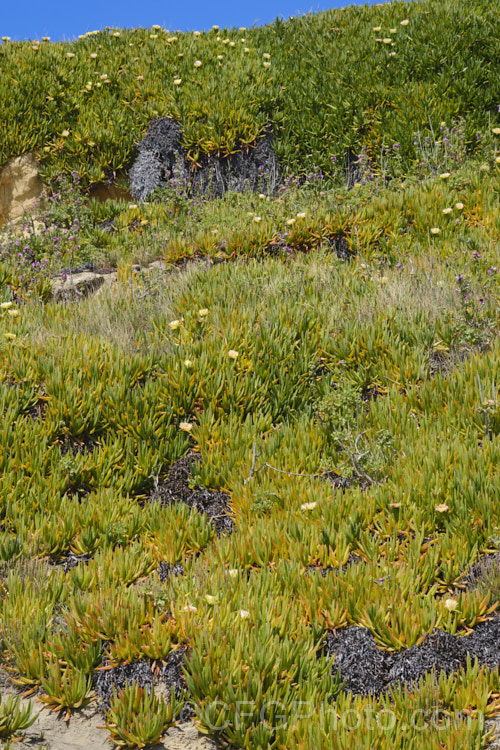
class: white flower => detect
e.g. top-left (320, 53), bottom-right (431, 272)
top-left (444, 598), bottom-right (458, 611)
top-left (373, 27), bottom-right (381, 31)
top-left (194, 60), bottom-right (202, 67)
top-left (239, 609), bottom-right (250, 619)
top-left (435, 503), bottom-right (449, 513)
top-left (90, 52), bottom-right (98, 59)
top-left (173, 78), bottom-right (182, 85)
top-left (61, 130), bottom-right (70, 137)
top-left (152, 24), bottom-right (161, 30)
top-left (7, 309), bottom-right (19, 317)
top-left (2, 36), bottom-right (11, 42)
top-left (379, 276), bottom-right (388, 284)
top-left (301, 502), bottom-right (317, 511)
top-left (212, 25), bottom-right (219, 30)
top-left (390, 28), bottom-right (396, 33)
top-left (128, 203), bottom-right (138, 209)
top-left (228, 569), bottom-right (238, 578)
top-left (479, 164), bottom-right (490, 171)
top-left (263, 53), bottom-right (271, 59)
top-left (258, 193), bottom-right (266, 199)
top-left (184, 359), bottom-right (193, 368)
top-left (1, 301), bottom-right (13, 309)
top-left (383, 38), bottom-right (392, 44)
top-left (183, 605), bottom-right (197, 612)
top-left (253, 216), bottom-right (262, 223)
top-left (430, 227), bottom-right (440, 235)
top-left (150, 34), bottom-right (158, 39)
top-left (455, 202), bottom-right (464, 210)
top-left (263, 62), bottom-right (271, 67)
top-left (228, 350), bottom-right (239, 359)
top-left (491, 127), bottom-right (500, 135)
top-left (286, 218), bottom-right (296, 226)
top-left (217, 55), bottom-right (223, 60)
top-left (400, 19), bottom-right (409, 26)
top-left (179, 422), bottom-right (193, 432)
top-left (66, 52), bottom-right (75, 57)
top-left (193, 30), bottom-right (201, 36)
top-left (439, 172), bottom-right (451, 179)
top-left (198, 308), bottom-right (209, 317)
top-left (205, 595), bottom-right (216, 605)
top-left (442, 207), bottom-right (452, 214)
top-left (169, 319), bottom-right (182, 330)
top-left (244, 48), bottom-right (250, 53)
top-left (42, 36), bottom-right (50, 41)
top-left (296, 212), bottom-right (306, 219)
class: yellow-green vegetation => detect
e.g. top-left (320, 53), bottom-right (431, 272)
top-left (1, 1), bottom-right (500, 748)
top-left (1, 0), bottom-right (500, 185)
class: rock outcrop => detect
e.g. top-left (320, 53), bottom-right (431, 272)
top-left (0, 153), bottom-right (43, 225)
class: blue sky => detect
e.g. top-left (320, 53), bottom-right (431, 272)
top-left (2, 0), bottom-right (381, 42)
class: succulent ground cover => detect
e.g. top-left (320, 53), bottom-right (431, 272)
top-left (1, 0), bottom-right (500, 186)
top-left (1, 1), bottom-right (500, 748)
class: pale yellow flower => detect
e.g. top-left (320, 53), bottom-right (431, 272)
top-left (301, 502), bottom-right (317, 511)
top-left (90, 52), bottom-right (98, 58)
top-left (373, 27), bottom-right (381, 32)
top-left (439, 172), bottom-right (451, 179)
top-left (400, 19), bottom-right (409, 26)
top-left (7, 309), bottom-right (19, 317)
top-left (296, 212), bottom-right (306, 219)
top-left (61, 130), bottom-right (70, 137)
top-left (2, 36), bottom-right (11, 42)
top-left (205, 595), bottom-right (216, 605)
top-left (492, 127), bottom-right (500, 135)
top-left (228, 350), bottom-right (239, 359)
top-left (128, 203), bottom-right (138, 209)
top-left (390, 28), bottom-right (396, 33)
top-left (42, 36), bottom-right (50, 41)
top-left (113, 32), bottom-right (120, 37)
top-left (253, 216), bottom-right (262, 223)
top-left (4, 332), bottom-right (16, 340)
top-left (263, 53), bottom-right (271, 59)
top-left (198, 308), bottom-right (209, 317)
top-left (442, 207), bottom-right (452, 214)
top-left (435, 503), bottom-right (449, 513)
top-left (239, 609), bottom-right (250, 619)
top-left (479, 164), bottom-right (490, 171)
top-left (1, 301), bottom-right (13, 309)
top-left (455, 202), bottom-right (464, 210)
top-left (228, 569), bottom-right (238, 578)
top-left (430, 227), bottom-right (440, 235)
top-left (66, 52), bottom-right (75, 57)
top-left (379, 276), bottom-right (388, 284)
top-left (173, 78), bottom-right (182, 85)
top-left (286, 218), bottom-right (296, 226)
top-left (212, 25), bottom-right (219, 30)
top-left (444, 598), bottom-right (458, 611)
top-left (244, 48), bottom-right (250, 53)
top-left (169, 319), bottom-right (182, 330)
top-left (496, 156), bottom-right (500, 164)
top-left (184, 359), bottom-right (193, 368)
top-left (383, 38), bottom-right (392, 44)
top-left (217, 55), bottom-right (223, 60)
top-left (193, 30), bottom-right (201, 36)
top-left (263, 62), bottom-right (271, 67)
top-left (152, 24), bottom-right (161, 30)
top-left (150, 34), bottom-right (158, 39)
top-left (194, 60), bottom-right (202, 67)
top-left (258, 193), bottom-right (266, 199)
top-left (179, 422), bottom-right (193, 432)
